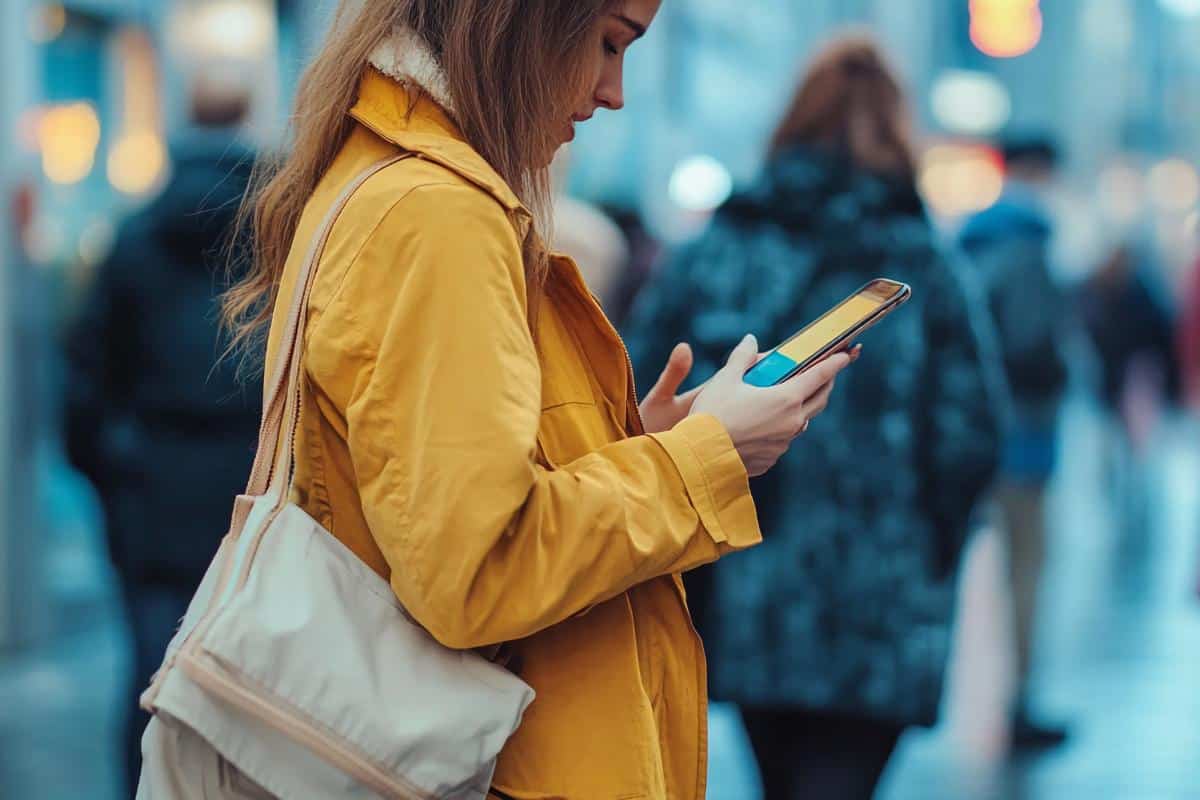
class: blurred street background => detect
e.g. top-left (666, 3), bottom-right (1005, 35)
top-left (2, 1), bottom-right (1200, 798)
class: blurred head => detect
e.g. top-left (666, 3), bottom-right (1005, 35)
top-left (769, 32), bottom-right (916, 178)
top-left (1002, 135), bottom-right (1061, 186)
top-left (187, 68), bottom-right (251, 129)
top-left (224, 0), bottom-right (660, 365)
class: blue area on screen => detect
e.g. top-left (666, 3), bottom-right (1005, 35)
top-left (743, 351), bottom-right (799, 387)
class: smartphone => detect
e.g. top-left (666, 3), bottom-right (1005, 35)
top-left (743, 278), bottom-right (911, 387)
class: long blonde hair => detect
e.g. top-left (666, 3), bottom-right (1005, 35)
top-left (223, 0), bottom-right (616, 366)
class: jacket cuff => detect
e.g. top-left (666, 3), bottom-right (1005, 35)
top-left (650, 414), bottom-right (761, 549)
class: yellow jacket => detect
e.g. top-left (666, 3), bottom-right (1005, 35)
top-left (265, 69), bottom-right (762, 799)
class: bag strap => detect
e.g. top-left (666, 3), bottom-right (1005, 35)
top-left (242, 154), bottom-right (412, 507)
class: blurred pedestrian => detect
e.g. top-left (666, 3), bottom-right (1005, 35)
top-left (959, 135), bottom-right (1072, 748)
top-left (550, 149), bottom-right (631, 309)
top-left (1180, 254), bottom-right (1200, 599)
top-left (626, 34), bottom-right (1004, 799)
top-left (63, 76), bottom-right (259, 793)
top-left (137, 3), bottom-right (856, 798)
top-left (1180, 252), bottom-right (1200, 412)
top-left (602, 205), bottom-right (663, 327)
top-left (1080, 242), bottom-right (1180, 445)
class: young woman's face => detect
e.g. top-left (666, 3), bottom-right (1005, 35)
top-left (564, 0), bottom-right (662, 146)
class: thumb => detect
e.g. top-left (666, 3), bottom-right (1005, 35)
top-left (720, 334), bottom-right (759, 376)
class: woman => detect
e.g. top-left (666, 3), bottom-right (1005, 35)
top-left (191, 2), bottom-right (851, 798)
top-left (626, 35), bottom-right (1004, 799)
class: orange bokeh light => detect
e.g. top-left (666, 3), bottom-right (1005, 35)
top-left (970, 0), bottom-right (1043, 58)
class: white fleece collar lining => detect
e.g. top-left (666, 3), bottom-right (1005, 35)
top-left (368, 26), bottom-right (456, 116)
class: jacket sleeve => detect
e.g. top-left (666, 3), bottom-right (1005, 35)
top-left (315, 184), bottom-right (761, 649)
top-left (921, 254), bottom-right (1008, 573)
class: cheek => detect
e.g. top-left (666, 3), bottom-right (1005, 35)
top-left (577, 56), bottom-right (607, 107)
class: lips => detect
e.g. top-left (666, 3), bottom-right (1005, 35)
top-left (566, 112), bottom-right (593, 143)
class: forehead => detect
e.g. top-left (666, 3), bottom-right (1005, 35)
top-left (611, 0), bottom-right (661, 28)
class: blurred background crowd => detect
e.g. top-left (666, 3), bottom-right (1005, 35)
top-left (2, 0), bottom-right (1200, 798)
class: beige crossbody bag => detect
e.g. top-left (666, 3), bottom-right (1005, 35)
top-left (139, 154), bottom-right (536, 799)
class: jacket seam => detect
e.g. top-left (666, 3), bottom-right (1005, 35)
top-left (319, 179), bottom-right (465, 316)
top-left (298, 174), bottom-right (453, 595)
top-left (331, 355), bottom-right (422, 600)
top-left (540, 399), bottom-right (598, 412)
top-left (350, 95), bottom-right (521, 211)
top-left (306, 179), bottom-right (525, 632)
top-left (300, 378), bottom-right (335, 535)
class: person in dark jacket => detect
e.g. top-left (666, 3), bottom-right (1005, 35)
top-left (63, 81), bottom-right (260, 793)
top-left (959, 135), bottom-right (1073, 749)
top-left (625, 34), bottom-right (1004, 800)
top-left (1182, 253), bottom-right (1200, 412)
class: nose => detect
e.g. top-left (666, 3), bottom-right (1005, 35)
top-left (595, 76), bottom-right (624, 111)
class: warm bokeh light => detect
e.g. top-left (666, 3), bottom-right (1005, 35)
top-left (970, 0), bottom-right (1043, 58)
top-left (919, 143), bottom-right (1005, 217)
top-left (39, 102), bottom-right (101, 185)
top-left (107, 132), bottom-right (168, 196)
top-left (108, 27), bottom-right (167, 195)
top-left (27, 3), bottom-right (67, 44)
top-left (1147, 158), bottom-right (1200, 212)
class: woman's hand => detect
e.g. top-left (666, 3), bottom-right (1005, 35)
top-left (690, 335), bottom-right (857, 477)
top-left (639, 343), bottom-right (706, 435)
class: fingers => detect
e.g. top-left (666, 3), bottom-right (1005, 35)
top-left (648, 342), bottom-right (693, 399)
top-left (813, 350), bottom-right (854, 383)
top-left (792, 351), bottom-right (852, 397)
top-left (723, 334), bottom-right (759, 372)
top-left (783, 377), bottom-right (835, 438)
top-left (801, 375), bottom-right (837, 418)
top-left (763, 351), bottom-right (850, 409)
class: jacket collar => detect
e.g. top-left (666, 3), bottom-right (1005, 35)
top-left (368, 25), bottom-right (455, 116)
top-left (351, 31), bottom-right (525, 216)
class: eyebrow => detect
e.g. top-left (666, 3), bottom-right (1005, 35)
top-left (615, 14), bottom-right (647, 39)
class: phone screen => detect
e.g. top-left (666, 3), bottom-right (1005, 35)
top-left (744, 280), bottom-right (907, 387)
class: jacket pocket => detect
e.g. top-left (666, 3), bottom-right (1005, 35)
top-left (537, 401), bottom-right (617, 466)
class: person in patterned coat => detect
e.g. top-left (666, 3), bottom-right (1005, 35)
top-left (625, 34), bottom-right (1006, 800)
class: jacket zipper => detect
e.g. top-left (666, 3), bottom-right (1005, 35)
top-left (571, 269), bottom-right (713, 798)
